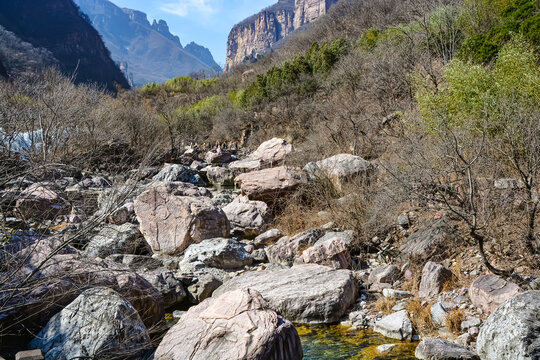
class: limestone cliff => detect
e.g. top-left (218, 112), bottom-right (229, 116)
top-left (225, 0), bottom-right (338, 71)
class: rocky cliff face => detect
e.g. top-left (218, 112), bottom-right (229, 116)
top-left (225, 0), bottom-right (338, 71)
top-left (0, 0), bottom-right (129, 92)
top-left (75, 0), bottom-right (221, 86)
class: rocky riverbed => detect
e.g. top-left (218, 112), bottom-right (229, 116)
top-left (1, 138), bottom-right (539, 360)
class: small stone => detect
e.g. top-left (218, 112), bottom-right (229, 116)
top-left (461, 317), bottom-right (482, 331)
top-left (415, 338), bottom-right (479, 360)
top-left (382, 288), bottom-right (414, 300)
top-left (468, 327), bottom-right (479, 336)
top-left (15, 350), bottom-right (44, 360)
top-left (397, 214), bottom-right (409, 228)
top-left (377, 344), bottom-right (396, 353)
top-left (456, 333), bottom-right (473, 346)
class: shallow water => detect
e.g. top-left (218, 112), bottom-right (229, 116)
top-left (298, 325), bottom-right (417, 360)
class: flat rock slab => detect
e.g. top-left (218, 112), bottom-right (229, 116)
top-left (154, 289), bottom-right (302, 360)
top-left (415, 338), bottom-right (479, 360)
top-left (373, 310), bottom-right (413, 340)
top-left (468, 274), bottom-right (521, 313)
top-left (214, 264), bottom-right (358, 323)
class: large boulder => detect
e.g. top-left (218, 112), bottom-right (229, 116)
top-left (254, 228), bottom-right (282, 247)
top-left (468, 275), bottom-right (521, 313)
top-left (235, 166), bottom-right (308, 202)
top-left (251, 138), bottom-right (293, 164)
top-left (228, 158), bottom-right (262, 173)
top-left (306, 154), bottom-right (374, 191)
top-left (300, 236), bottom-right (351, 269)
top-left (477, 291), bottom-right (540, 360)
top-left (180, 238), bottom-right (253, 269)
top-left (152, 164), bottom-right (206, 186)
top-left (415, 338), bottom-right (480, 360)
top-left (134, 182), bottom-right (230, 255)
top-left (83, 223), bottom-right (149, 258)
top-left (205, 148), bottom-right (233, 164)
top-left (222, 196), bottom-right (272, 238)
top-left (266, 228), bottom-right (324, 266)
top-left (204, 166), bottom-right (234, 187)
top-left (154, 289), bottom-right (302, 360)
top-left (29, 287), bottom-right (151, 360)
top-left (418, 262), bottom-right (454, 298)
top-left (1, 238), bottom-right (164, 335)
top-left (399, 219), bottom-right (456, 261)
top-left (373, 310), bottom-right (413, 340)
top-left (15, 184), bottom-right (68, 220)
top-left (214, 264), bottom-right (358, 323)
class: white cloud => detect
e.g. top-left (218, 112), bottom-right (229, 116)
top-left (160, 0), bottom-right (217, 17)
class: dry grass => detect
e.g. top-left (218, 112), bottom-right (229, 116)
top-left (374, 297), bottom-right (397, 315)
top-left (445, 308), bottom-right (466, 335)
top-left (407, 299), bottom-right (437, 334)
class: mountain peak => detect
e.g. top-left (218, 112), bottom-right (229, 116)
top-left (151, 19), bottom-right (182, 47)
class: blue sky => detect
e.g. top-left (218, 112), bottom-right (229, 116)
top-left (110, 0), bottom-right (276, 66)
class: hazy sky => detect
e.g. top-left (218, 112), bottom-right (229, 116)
top-left (110, 0), bottom-right (276, 66)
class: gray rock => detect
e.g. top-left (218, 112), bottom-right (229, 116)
top-left (397, 214), bottom-right (410, 228)
top-left (373, 310), bottom-right (413, 340)
top-left (84, 223), bottom-right (149, 258)
top-left (315, 230), bottom-right (355, 249)
top-left (477, 291), bottom-right (540, 360)
top-left (377, 344), bottom-right (396, 354)
top-left (154, 289), bottom-right (302, 360)
top-left (430, 302), bottom-right (457, 327)
top-left (382, 288), bottom-right (414, 300)
top-left (299, 236), bottom-right (351, 269)
top-left (214, 264), bottom-right (358, 323)
top-left (187, 273), bottom-right (223, 303)
top-left (106, 254), bottom-right (163, 271)
top-left (204, 166), bottom-right (234, 187)
top-left (307, 154), bottom-right (374, 191)
top-left (222, 196), bottom-right (272, 238)
top-left (108, 202), bottom-right (135, 225)
top-left (235, 166), bottom-right (308, 202)
top-left (205, 149), bottom-right (232, 164)
top-left (266, 228), bottom-right (324, 266)
top-left (254, 228), bottom-right (282, 247)
top-left (141, 271), bottom-right (187, 309)
top-left (15, 184), bottom-right (68, 220)
top-left (29, 287), bottom-right (151, 360)
top-left (15, 350), bottom-right (44, 360)
top-left (368, 265), bottom-right (402, 285)
top-left (415, 338), bottom-right (479, 359)
top-left (419, 262), bottom-right (454, 298)
top-left (461, 317), bottom-right (482, 331)
top-left (180, 238), bottom-right (253, 269)
top-left (152, 164), bottom-right (206, 186)
top-left (399, 219), bottom-right (456, 260)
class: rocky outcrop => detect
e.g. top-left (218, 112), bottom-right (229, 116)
top-left (300, 236), bottom-right (351, 269)
top-left (214, 264), bottom-right (358, 323)
top-left (154, 289), bottom-right (303, 360)
top-left (468, 275), bottom-right (521, 313)
top-left (399, 219), bottom-right (456, 261)
top-left (134, 182), bottom-right (229, 255)
top-left (29, 287), bottom-right (151, 360)
top-left (306, 153), bottom-right (374, 191)
top-left (477, 291), bottom-right (540, 360)
top-left (225, 0), bottom-right (339, 71)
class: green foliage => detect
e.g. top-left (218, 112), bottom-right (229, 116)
top-left (238, 38), bottom-right (350, 107)
top-left (459, 0), bottom-right (539, 63)
top-left (416, 38), bottom-right (540, 134)
top-left (140, 76), bottom-right (219, 95)
top-left (358, 27), bottom-right (382, 50)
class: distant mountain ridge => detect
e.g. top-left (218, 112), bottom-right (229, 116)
top-left (75, 0), bottom-right (221, 86)
top-left (0, 0), bottom-right (129, 92)
top-left (225, 0), bottom-right (339, 71)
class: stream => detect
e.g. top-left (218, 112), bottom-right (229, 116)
top-left (298, 325), bottom-right (417, 360)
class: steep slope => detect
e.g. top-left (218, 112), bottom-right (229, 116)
top-left (75, 0), bottom-right (221, 86)
top-left (225, 0), bottom-right (339, 71)
top-left (0, 0), bottom-right (129, 92)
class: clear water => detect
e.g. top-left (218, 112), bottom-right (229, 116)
top-left (298, 325), bottom-right (418, 360)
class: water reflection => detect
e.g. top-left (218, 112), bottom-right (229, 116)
top-left (298, 324), bottom-right (417, 360)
